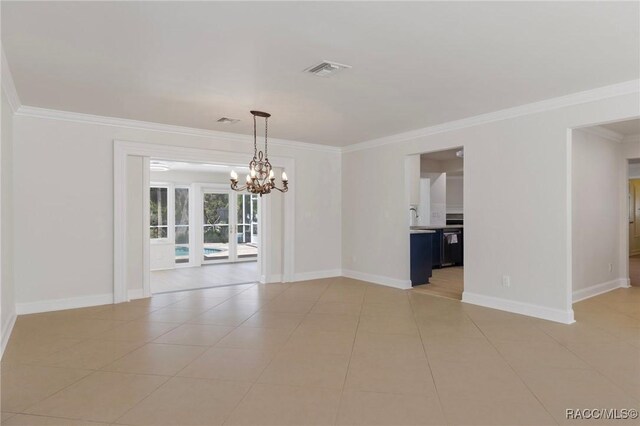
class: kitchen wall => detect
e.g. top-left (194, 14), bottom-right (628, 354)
top-left (1, 88), bottom-right (16, 353)
top-left (571, 128), bottom-right (624, 300)
top-left (446, 176), bottom-right (463, 213)
top-left (12, 114), bottom-right (341, 311)
top-left (343, 89), bottom-right (639, 323)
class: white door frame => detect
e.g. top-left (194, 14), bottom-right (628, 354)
top-left (114, 139), bottom-right (295, 303)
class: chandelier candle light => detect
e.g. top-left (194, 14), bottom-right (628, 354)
top-left (230, 111), bottom-right (288, 196)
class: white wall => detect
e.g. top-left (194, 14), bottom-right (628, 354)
top-left (571, 129), bottom-right (624, 299)
top-left (1, 89), bottom-right (16, 353)
top-left (12, 115), bottom-right (342, 309)
top-left (126, 156), bottom-right (145, 290)
top-left (343, 91), bottom-right (639, 323)
top-left (446, 176), bottom-right (464, 213)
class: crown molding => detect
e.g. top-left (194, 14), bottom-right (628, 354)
top-left (578, 125), bottom-right (624, 143)
top-left (343, 79), bottom-right (640, 153)
top-left (1, 46), bottom-right (21, 113)
top-left (14, 105), bottom-right (342, 154)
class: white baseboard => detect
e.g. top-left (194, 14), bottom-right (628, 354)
top-left (342, 269), bottom-right (412, 290)
top-left (572, 278), bottom-right (629, 303)
top-left (260, 274), bottom-right (282, 284)
top-left (462, 291), bottom-right (575, 324)
top-left (1, 312), bottom-right (17, 359)
top-left (15, 293), bottom-right (114, 315)
top-left (128, 289), bottom-right (147, 300)
top-left (293, 269), bottom-right (342, 282)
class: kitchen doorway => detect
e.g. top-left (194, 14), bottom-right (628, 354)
top-left (408, 147), bottom-right (465, 300)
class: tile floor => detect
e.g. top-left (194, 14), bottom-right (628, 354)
top-left (150, 262), bottom-right (258, 293)
top-left (1, 278), bottom-right (639, 425)
top-left (412, 267), bottom-right (464, 301)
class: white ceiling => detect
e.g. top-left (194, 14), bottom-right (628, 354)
top-left (3, 1), bottom-right (639, 146)
top-left (601, 119), bottom-right (640, 136)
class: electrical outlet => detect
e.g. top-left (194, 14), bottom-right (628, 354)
top-left (608, 263), bottom-right (613, 273)
top-left (502, 275), bottom-right (511, 288)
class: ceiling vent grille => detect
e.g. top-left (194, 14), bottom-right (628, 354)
top-left (217, 117), bottom-right (240, 124)
top-left (305, 60), bottom-right (351, 77)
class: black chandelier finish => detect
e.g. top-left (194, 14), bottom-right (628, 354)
top-left (230, 111), bottom-right (288, 196)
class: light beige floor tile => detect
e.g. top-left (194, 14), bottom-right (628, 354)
top-left (101, 343), bottom-right (206, 376)
top-left (163, 297), bottom-right (228, 312)
top-left (79, 304), bottom-right (153, 321)
top-left (297, 313), bottom-right (359, 333)
top-left (143, 308), bottom-right (199, 323)
top-left (423, 336), bottom-right (501, 364)
top-left (1, 334), bottom-right (84, 366)
top-left (188, 306), bottom-right (259, 326)
top-left (494, 339), bottom-right (591, 371)
top-left (257, 350), bottom-right (350, 390)
top-left (336, 390), bottom-right (446, 425)
top-left (517, 367), bottom-right (640, 424)
top-left (37, 339), bottom-right (144, 370)
top-left (261, 298), bottom-right (316, 314)
top-left (24, 371), bottom-right (167, 423)
top-left (215, 326), bottom-right (292, 351)
top-left (1, 412), bottom-right (17, 422)
top-left (536, 321), bottom-right (618, 345)
top-left (281, 328), bottom-right (355, 355)
top-left (437, 390), bottom-right (557, 426)
top-left (311, 301), bottom-right (362, 316)
top-left (479, 323), bottom-right (554, 342)
top-left (152, 323), bottom-right (234, 346)
top-left (92, 321), bottom-right (179, 343)
top-left (2, 414), bottom-right (108, 425)
top-left (240, 311), bottom-right (306, 331)
top-left (1, 365), bottom-right (91, 413)
top-left (345, 351), bottom-right (436, 395)
top-left (114, 377), bottom-right (251, 425)
top-left (177, 347), bottom-right (276, 382)
top-left (358, 313), bottom-right (419, 335)
top-left (360, 301), bottom-right (414, 316)
top-left (352, 332), bottom-right (426, 360)
top-left (225, 383), bottom-right (341, 425)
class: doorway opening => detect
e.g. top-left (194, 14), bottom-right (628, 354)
top-left (571, 118), bottom-right (640, 308)
top-left (148, 160), bottom-right (260, 293)
top-left (407, 147), bottom-right (465, 300)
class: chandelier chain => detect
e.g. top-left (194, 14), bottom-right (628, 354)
top-left (265, 116), bottom-right (268, 159)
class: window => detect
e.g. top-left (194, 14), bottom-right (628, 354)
top-left (150, 187), bottom-right (168, 239)
top-left (175, 187), bottom-right (189, 263)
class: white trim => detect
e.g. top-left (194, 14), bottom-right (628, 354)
top-left (462, 291), bottom-right (575, 324)
top-left (579, 126), bottom-right (624, 143)
top-left (1, 46), bottom-right (21, 113)
top-left (572, 279), bottom-right (630, 303)
top-left (15, 105), bottom-right (341, 154)
top-left (114, 139), bottom-right (295, 303)
top-left (261, 274), bottom-right (283, 284)
top-left (1, 312), bottom-right (16, 359)
top-left (142, 157), bottom-right (151, 297)
top-left (293, 269), bottom-right (342, 282)
top-left (342, 269), bottom-right (412, 290)
top-left (15, 294), bottom-right (113, 315)
top-left (128, 288), bottom-right (146, 301)
top-left (343, 79), bottom-right (640, 153)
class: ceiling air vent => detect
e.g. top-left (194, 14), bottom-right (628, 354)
top-left (305, 60), bottom-right (351, 77)
top-left (217, 117), bottom-right (240, 124)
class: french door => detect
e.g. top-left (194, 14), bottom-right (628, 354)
top-left (201, 188), bottom-right (259, 264)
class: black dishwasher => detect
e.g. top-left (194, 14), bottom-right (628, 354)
top-left (442, 229), bottom-right (463, 266)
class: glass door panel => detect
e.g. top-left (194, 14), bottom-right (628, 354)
top-left (236, 194), bottom-right (258, 258)
top-left (203, 192), bottom-right (230, 261)
top-left (175, 187), bottom-right (190, 264)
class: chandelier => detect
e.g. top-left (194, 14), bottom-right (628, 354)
top-left (230, 111), bottom-right (288, 196)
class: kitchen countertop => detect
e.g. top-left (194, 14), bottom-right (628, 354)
top-left (410, 225), bottom-right (463, 230)
top-left (410, 229), bottom-right (436, 234)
